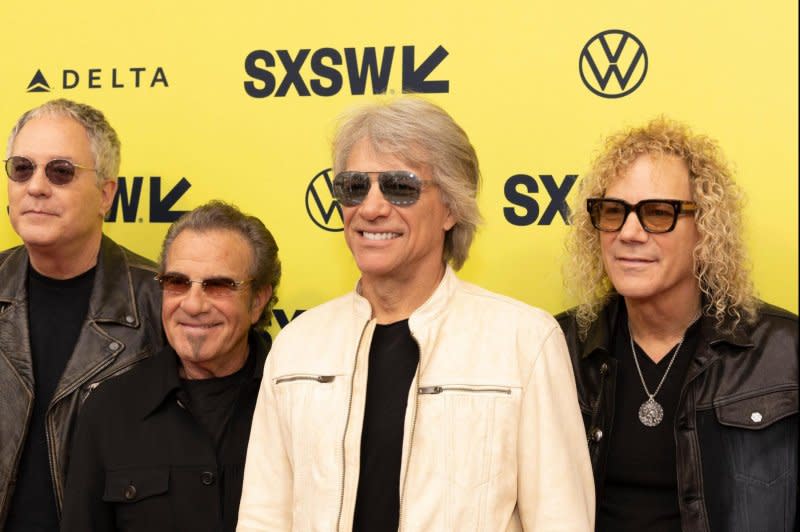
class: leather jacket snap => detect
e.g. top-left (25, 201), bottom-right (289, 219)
top-left (0, 235), bottom-right (164, 526)
top-left (557, 296), bottom-right (798, 532)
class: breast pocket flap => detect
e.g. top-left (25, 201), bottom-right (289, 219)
top-left (103, 468), bottom-right (169, 503)
top-left (715, 389), bottom-right (798, 429)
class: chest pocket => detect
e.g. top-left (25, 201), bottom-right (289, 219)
top-left (104, 468), bottom-right (170, 531)
top-left (714, 388), bottom-right (798, 485)
top-left (417, 384), bottom-right (520, 489)
top-left (273, 373), bottom-right (348, 486)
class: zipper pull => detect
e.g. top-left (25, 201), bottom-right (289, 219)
top-left (418, 386), bottom-right (443, 394)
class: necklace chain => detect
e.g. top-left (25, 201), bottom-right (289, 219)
top-left (629, 311), bottom-right (702, 400)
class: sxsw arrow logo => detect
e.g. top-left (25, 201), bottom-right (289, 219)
top-left (402, 45), bottom-right (449, 93)
top-left (244, 44), bottom-right (449, 97)
top-left (27, 70), bottom-right (51, 93)
top-left (107, 176), bottom-right (191, 223)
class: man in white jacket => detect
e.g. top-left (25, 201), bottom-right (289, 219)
top-left (238, 96), bottom-right (594, 531)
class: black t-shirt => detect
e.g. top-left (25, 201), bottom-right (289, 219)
top-left (597, 310), bottom-right (701, 532)
top-left (6, 265), bottom-right (95, 532)
top-left (179, 348), bottom-right (253, 450)
top-left (353, 320), bottom-right (419, 532)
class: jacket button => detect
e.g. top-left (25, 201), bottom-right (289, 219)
top-left (750, 412), bottom-right (763, 423)
top-left (125, 315), bottom-right (135, 324)
top-left (109, 342), bottom-right (121, 351)
top-left (201, 471), bottom-right (215, 485)
top-left (590, 427), bottom-right (603, 442)
top-left (124, 483), bottom-right (137, 500)
top-left (600, 363), bottom-right (608, 374)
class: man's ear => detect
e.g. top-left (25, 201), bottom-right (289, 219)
top-left (99, 179), bottom-right (118, 218)
top-left (250, 285), bottom-right (272, 325)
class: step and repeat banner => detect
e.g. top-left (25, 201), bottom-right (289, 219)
top-left (1, 1), bottom-right (797, 336)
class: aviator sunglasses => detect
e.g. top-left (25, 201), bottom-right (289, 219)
top-left (587, 198), bottom-right (698, 234)
top-left (155, 273), bottom-right (252, 298)
top-left (332, 170), bottom-right (433, 207)
top-left (4, 155), bottom-right (97, 185)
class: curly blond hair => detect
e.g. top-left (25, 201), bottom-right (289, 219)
top-left (564, 117), bottom-right (759, 337)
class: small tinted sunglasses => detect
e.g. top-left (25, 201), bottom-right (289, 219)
top-left (155, 273), bottom-right (251, 298)
top-left (587, 198), bottom-right (698, 233)
top-left (332, 170), bottom-right (432, 207)
top-left (4, 156), bottom-right (96, 185)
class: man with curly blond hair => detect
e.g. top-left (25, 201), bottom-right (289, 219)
top-left (558, 117), bottom-right (797, 532)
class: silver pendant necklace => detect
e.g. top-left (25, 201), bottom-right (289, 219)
top-left (629, 311), bottom-right (701, 427)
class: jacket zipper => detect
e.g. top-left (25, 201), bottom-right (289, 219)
top-left (398, 334), bottom-right (422, 532)
top-left (82, 382), bottom-right (101, 402)
top-left (418, 385), bottom-right (512, 395)
top-left (274, 375), bottom-right (335, 384)
top-left (2, 390), bottom-right (34, 521)
top-left (336, 320), bottom-right (370, 531)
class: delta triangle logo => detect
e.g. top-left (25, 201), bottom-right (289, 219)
top-left (26, 70), bottom-right (51, 93)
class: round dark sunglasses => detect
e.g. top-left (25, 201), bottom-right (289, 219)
top-left (4, 155), bottom-right (96, 185)
top-left (332, 170), bottom-right (433, 207)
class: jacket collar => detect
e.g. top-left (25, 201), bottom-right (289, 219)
top-left (350, 264), bottom-right (458, 327)
top-left (579, 295), bottom-right (623, 360)
top-left (0, 246), bottom-right (31, 305)
top-left (580, 293), bottom-right (754, 361)
top-left (140, 329), bottom-right (269, 419)
top-left (0, 235), bottom-right (141, 327)
top-left (0, 235), bottom-right (144, 393)
top-left (89, 235), bottom-right (142, 327)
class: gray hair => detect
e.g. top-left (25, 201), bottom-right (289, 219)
top-left (159, 201), bottom-right (282, 329)
top-left (6, 98), bottom-right (121, 184)
top-left (332, 96), bottom-right (482, 270)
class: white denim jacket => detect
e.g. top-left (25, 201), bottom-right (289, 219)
top-left (238, 267), bottom-right (594, 531)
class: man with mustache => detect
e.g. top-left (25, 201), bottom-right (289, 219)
top-left (0, 99), bottom-right (164, 531)
top-left (61, 201), bottom-right (281, 531)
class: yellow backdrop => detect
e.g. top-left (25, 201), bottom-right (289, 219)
top-left (2, 0), bottom-right (797, 336)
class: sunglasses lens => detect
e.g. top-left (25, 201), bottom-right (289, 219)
top-left (5, 156), bottom-right (35, 182)
top-left (158, 274), bottom-right (191, 294)
top-left (333, 172), bottom-right (370, 206)
top-left (202, 277), bottom-right (239, 297)
top-left (591, 200), bottom-right (626, 231)
top-left (380, 171), bottom-right (422, 205)
top-left (640, 202), bottom-right (677, 232)
top-left (45, 160), bottom-right (78, 185)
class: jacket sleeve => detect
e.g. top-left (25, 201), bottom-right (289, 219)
top-left (60, 390), bottom-right (115, 532)
top-left (517, 324), bottom-right (595, 531)
top-left (237, 352), bottom-right (293, 530)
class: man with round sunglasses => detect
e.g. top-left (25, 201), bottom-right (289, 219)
top-left (61, 201), bottom-right (281, 531)
top-left (0, 99), bottom-right (165, 531)
top-left (238, 97), bottom-right (594, 531)
top-left (558, 117), bottom-right (798, 531)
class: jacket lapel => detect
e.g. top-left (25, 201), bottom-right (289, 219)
top-left (0, 247), bottom-right (33, 392)
top-left (53, 236), bottom-right (141, 402)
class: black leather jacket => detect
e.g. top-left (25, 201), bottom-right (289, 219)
top-left (0, 235), bottom-right (164, 526)
top-left (557, 296), bottom-right (798, 532)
